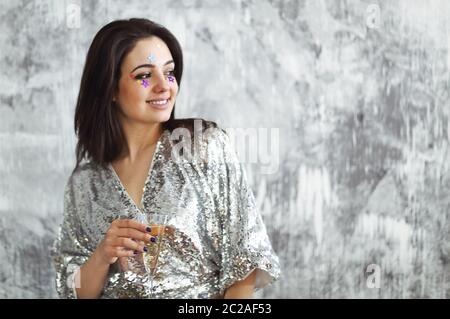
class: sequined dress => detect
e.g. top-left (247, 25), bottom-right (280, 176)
top-left (52, 121), bottom-right (280, 298)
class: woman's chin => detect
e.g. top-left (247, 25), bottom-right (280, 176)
top-left (148, 109), bottom-right (172, 123)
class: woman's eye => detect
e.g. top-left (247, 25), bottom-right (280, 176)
top-left (135, 73), bottom-right (151, 80)
top-left (165, 70), bottom-right (175, 77)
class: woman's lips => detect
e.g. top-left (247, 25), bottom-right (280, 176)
top-left (146, 98), bottom-right (170, 109)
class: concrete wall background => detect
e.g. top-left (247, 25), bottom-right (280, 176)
top-left (0, 0), bottom-right (449, 298)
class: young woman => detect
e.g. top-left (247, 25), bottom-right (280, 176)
top-left (52, 18), bottom-right (280, 299)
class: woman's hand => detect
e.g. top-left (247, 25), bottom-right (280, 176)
top-left (224, 270), bottom-right (257, 299)
top-left (95, 219), bottom-right (153, 266)
top-left (75, 219), bottom-right (152, 298)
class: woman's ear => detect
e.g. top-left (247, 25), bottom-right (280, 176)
top-left (113, 85), bottom-right (120, 103)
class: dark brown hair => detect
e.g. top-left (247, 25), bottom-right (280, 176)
top-left (73, 18), bottom-right (183, 171)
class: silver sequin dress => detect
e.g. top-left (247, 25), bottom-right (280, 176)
top-left (52, 121), bottom-right (280, 299)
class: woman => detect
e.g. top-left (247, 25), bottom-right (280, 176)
top-left (52, 18), bottom-right (280, 299)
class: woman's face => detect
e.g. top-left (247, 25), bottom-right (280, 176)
top-left (115, 36), bottom-right (178, 125)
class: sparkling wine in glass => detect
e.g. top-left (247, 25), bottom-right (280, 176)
top-left (143, 213), bottom-right (168, 297)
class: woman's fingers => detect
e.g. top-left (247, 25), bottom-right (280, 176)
top-left (113, 237), bottom-right (147, 253)
top-left (102, 218), bottom-right (166, 261)
top-left (115, 248), bottom-right (135, 258)
top-left (118, 256), bottom-right (130, 272)
top-left (98, 219), bottom-right (154, 265)
top-left (115, 227), bottom-right (152, 243)
top-left (113, 219), bottom-right (151, 233)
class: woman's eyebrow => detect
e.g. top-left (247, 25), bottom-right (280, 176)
top-left (131, 60), bottom-right (175, 73)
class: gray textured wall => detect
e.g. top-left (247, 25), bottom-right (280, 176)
top-left (1, 0), bottom-right (449, 298)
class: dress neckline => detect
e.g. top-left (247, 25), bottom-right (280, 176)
top-left (108, 129), bottom-right (166, 215)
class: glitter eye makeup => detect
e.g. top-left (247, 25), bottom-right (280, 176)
top-left (140, 79), bottom-right (149, 88)
top-left (165, 69), bottom-right (175, 83)
top-left (129, 67), bottom-right (175, 88)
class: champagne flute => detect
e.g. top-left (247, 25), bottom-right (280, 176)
top-left (142, 213), bottom-right (168, 298)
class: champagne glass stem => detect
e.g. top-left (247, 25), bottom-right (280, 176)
top-left (145, 215), bottom-right (168, 298)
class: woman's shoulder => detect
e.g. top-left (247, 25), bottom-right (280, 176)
top-left (67, 161), bottom-right (103, 188)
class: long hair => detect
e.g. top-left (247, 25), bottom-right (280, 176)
top-left (74, 18), bottom-right (183, 171)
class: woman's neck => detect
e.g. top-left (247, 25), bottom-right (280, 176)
top-left (118, 120), bottom-right (163, 163)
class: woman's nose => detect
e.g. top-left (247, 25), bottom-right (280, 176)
top-left (152, 72), bottom-right (169, 92)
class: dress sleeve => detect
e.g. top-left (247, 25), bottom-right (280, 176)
top-left (208, 128), bottom-right (281, 296)
top-left (51, 175), bottom-right (93, 299)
